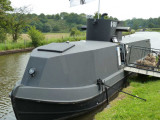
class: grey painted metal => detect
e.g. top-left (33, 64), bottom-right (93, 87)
top-left (122, 37), bottom-right (151, 65)
top-left (86, 19), bottom-right (128, 42)
top-left (10, 18), bottom-right (152, 120)
top-left (124, 66), bottom-right (160, 77)
top-left (116, 27), bottom-right (131, 32)
top-left (14, 41), bottom-right (119, 102)
top-left (37, 43), bottom-right (75, 53)
top-left (11, 37), bottom-right (150, 103)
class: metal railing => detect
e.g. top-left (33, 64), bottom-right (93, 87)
top-left (126, 45), bottom-right (160, 72)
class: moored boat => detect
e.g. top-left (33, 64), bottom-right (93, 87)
top-left (11, 17), bottom-right (150, 120)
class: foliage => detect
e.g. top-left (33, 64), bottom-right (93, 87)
top-left (38, 13), bottom-right (48, 23)
top-left (94, 12), bottom-right (102, 19)
top-left (0, 0), bottom-right (13, 17)
top-left (43, 23), bottom-right (51, 32)
top-left (65, 13), bottom-right (86, 25)
top-left (52, 25), bottom-right (60, 32)
top-left (0, 28), bottom-right (7, 43)
top-left (94, 12), bottom-right (118, 20)
top-left (27, 26), bottom-right (45, 47)
top-left (0, 0), bottom-right (13, 40)
top-left (123, 29), bottom-right (135, 36)
top-left (70, 27), bottom-right (81, 37)
top-left (125, 17), bottom-right (160, 30)
top-left (0, 33), bottom-right (86, 51)
top-left (146, 28), bottom-right (160, 32)
top-left (29, 12), bottom-right (87, 33)
top-left (95, 76), bottom-right (160, 120)
top-left (41, 36), bottom-right (85, 45)
top-left (0, 41), bottom-right (32, 51)
top-left (6, 7), bottom-right (31, 42)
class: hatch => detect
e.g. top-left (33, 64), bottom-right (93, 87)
top-left (38, 43), bottom-right (75, 53)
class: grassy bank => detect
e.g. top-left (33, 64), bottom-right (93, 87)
top-left (136, 28), bottom-right (160, 32)
top-left (0, 31), bottom-right (134, 52)
top-left (122, 29), bottom-right (135, 36)
top-left (95, 75), bottom-right (160, 120)
top-left (0, 33), bottom-right (85, 51)
top-left (146, 28), bottom-right (160, 32)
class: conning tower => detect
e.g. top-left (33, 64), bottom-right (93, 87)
top-left (86, 14), bottom-right (130, 42)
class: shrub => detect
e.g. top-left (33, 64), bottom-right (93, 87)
top-left (70, 27), bottom-right (81, 37)
top-left (123, 29), bottom-right (135, 36)
top-left (0, 28), bottom-right (7, 43)
top-left (28, 26), bottom-right (45, 47)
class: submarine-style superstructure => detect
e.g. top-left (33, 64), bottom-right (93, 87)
top-left (11, 16), bottom-right (150, 120)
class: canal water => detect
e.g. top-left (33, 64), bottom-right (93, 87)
top-left (0, 52), bottom-right (30, 119)
top-left (0, 32), bottom-right (160, 120)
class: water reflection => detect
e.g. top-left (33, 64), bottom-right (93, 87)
top-left (0, 52), bottom-right (30, 119)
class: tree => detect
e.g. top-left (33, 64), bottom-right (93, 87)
top-left (94, 12), bottom-right (118, 20)
top-left (39, 13), bottom-right (48, 23)
top-left (6, 7), bottom-right (31, 42)
top-left (54, 14), bottom-right (60, 20)
top-left (0, 0), bottom-right (13, 42)
top-left (0, 28), bottom-right (7, 43)
top-left (43, 23), bottom-right (51, 32)
top-left (148, 23), bottom-right (154, 28)
top-left (0, 0), bottom-right (13, 27)
top-left (34, 21), bottom-right (44, 31)
top-left (65, 13), bottom-right (86, 25)
top-left (60, 12), bottom-right (68, 19)
top-left (0, 0), bottom-right (12, 17)
top-left (132, 20), bottom-right (139, 30)
top-left (52, 25), bottom-right (60, 32)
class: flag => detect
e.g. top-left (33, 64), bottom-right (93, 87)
top-left (70, 0), bottom-right (95, 7)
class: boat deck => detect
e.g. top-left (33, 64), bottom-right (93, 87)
top-left (124, 66), bottom-right (160, 77)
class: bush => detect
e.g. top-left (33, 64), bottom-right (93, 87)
top-left (150, 28), bottom-right (160, 32)
top-left (123, 29), bottom-right (135, 36)
top-left (0, 28), bottom-right (7, 43)
top-left (28, 26), bottom-right (45, 47)
top-left (70, 27), bottom-right (81, 37)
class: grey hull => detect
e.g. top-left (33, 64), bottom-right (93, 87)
top-left (11, 37), bottom-right (150, 120)
top-left (11, 73), bottom-right (131, 120)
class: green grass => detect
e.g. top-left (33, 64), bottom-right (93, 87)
top-left (42, 35), bottom-right (86, 44)
top-left (95, 75), bottom-right (160, 120)
top-left (123, 29), bottom-right (135, 36)
top-left (0, 30), bottom-right (133, 51)
top-left (0, 41), bottom-right (33, 51)
top-left (143, 28), bottom-right (160, 32)
top-left (0, 33), bottom-right (86, 51)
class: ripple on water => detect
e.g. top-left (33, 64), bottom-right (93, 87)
top-left (0, 52), bottom-right (30, 119)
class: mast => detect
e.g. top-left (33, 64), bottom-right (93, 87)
top-left (98, 0), bottom-right (100, 19)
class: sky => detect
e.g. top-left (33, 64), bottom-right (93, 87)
top-left (10, 0), bottom-right (160, 20)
